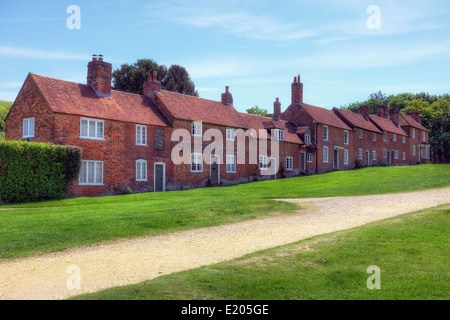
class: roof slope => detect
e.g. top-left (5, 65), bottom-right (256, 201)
top-left (239, 113), bottom-right (303, 144)
top-left (154, 90), bottom-right (248, 129)
top-left (302, 103), bottom-right (351, 130)
top-left (369, 114), bottom-right (407, 136)
top-left (333, 108), bottom-right (381, 133)
top-left (399, 113), bottom-right (429, 131)
top-left (31, 73), bottom-right (169, 127)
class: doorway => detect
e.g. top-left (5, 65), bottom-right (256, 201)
top-left (210, 155), bottom-right (220, 185)
top-left (154, 162), bottom-right (165, 192)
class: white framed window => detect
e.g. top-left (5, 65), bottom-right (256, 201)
top-left (259, 155), bottom-right (268, 169)
top-left (358, 129), bottom-right (363, 139)
top-left (372, 150), bottom-right (377, 161)
top-left (191, 121), bottom-right (202, 137)
top-left (226, 155), bottom-right (236, 173)
top-left (286, 157), bottom-right (293, 171)
top-left (402, 152), bottom-right (406, 160)
top-left (80, 117), bottom-right (104, 140)
top-left (323, 126), bottom-right (329, 141)
top-left (412, 128), bottom-right (415, 139)
top-left (136, 125), bottom-right (147, 146)
top-left (372, 133), bottom-right (376, 142)
top-left (191, 153), bottom-right (203, 172)
top-left (358, 148), bottom-right (363, 160)
top-left (383, 131), bottom-right (387, 141)
top-left (136, 159), bottom-right (148, 181)
top-left (402, 136), bottom-right (406, 144)
top-left (226, 128), bottom-right (236, 141)
top-left (79, 160), bottom-right (103, 185)
top-left (343, 130), bottom-right (349, 145)
top-left (422, 131), bottom-right (426, 142)
top-left (413, 145), bottom-right (416, 156)
top-left (383, 148), bottom-right (387, 159)
top-left (307, 153), bottom-right (313, 163)
top-left (393, 134), bottom-right (397, 142)
top-left (323, 146), bottom-right (329, 163)
top-left (274, 129), bottom-right (284, 141)
top-left (344, 149), bottom-right (349, 165)
top-left (395, 150), bottom-right (399, 160)
top-left (304, 133), bottom-right (311, 144)
top-left (22, 117), bottom-right (35, 138)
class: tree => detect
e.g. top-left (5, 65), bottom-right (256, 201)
top-left (112, 59), bottom-right (198, 97)
top-left (162, 65), bottom-right (198, 97)
top-left (112, 59), bottom-right (167, 95)
top-left (0, 100), bottom-right (12, 141)
top-left (246, 105), bottom-right (272, 117)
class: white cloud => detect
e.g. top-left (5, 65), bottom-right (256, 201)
top-left (0, 46), bottom-right (88, 61)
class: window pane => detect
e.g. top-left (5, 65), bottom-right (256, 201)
top-left (87, 162), bottom-right (95, 183)
top-left (79, 161), bottom-right (87, 184)
top-left (97, 121), bottom-right (104, 139)
top-left (96, 162), bottom-right (103, 184)
top-left (89, 121), bottom-right (96, 138)
top-left (81, 120), bottom-right (88, 137)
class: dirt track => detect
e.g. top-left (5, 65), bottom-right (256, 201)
top-left (1, 187), bottom-right (449, 300)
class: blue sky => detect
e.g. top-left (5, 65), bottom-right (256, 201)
top-left (1, 0), bottom-right (449, 113)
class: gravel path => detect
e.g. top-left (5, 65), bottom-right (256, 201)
top-left (1, 187), bottom-right (449, 300)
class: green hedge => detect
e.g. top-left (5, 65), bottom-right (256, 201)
top-left (0, 141), bottom-right (81, 202)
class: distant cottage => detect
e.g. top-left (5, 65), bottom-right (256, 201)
top-left (5, 55), bottom-right (430, 197)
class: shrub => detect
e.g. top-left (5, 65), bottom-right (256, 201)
top-left (0, 140), bottom-right (81, 202)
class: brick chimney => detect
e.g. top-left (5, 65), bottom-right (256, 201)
top-left (291, 75), bottom-right (303, 105)
top-left (87, 54), bottom-right (112, 97)
top-left (409, 109), bottom-right (420, 122)
top-left (377, 103), bottom-right (388, 119)
top-left (359, 105), bottom-right (370, 117)
top-left (221, 86), bottom-right (233, 106)
top-left (273, 97), bottom-right (281, 121)
top-left (389, 107), bottom-right (400, 125)
top-left (143, 71), bottom-right (161, 99)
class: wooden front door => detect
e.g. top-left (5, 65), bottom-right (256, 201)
top-left (300, 152), bottom-right (306, 172)
top-left (154, 163), bottom-right (165, 192)
top-left (210, 155), bottom-right (220, 185)
top-left (333, 149), bottom-right (339, 170)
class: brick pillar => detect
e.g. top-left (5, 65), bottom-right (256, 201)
top-left (389, 107), bottom-right (400, 125)
top-left (359, 105), bottom-right (370, 117)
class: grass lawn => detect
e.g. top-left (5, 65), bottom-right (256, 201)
top-left (0, 164), bottom-right (449, 260)
top-left (71, 204), bottom-right (450, 300)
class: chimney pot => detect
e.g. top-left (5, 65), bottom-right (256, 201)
top-left (291, 74), bottom-right (303, 105)
top-left (273, 97), bottom-right (281, 121)
top-left (92, 54), bottom-right (97, 61)
top-left (98, 54), bottom-right (103, 61)
top-left (87, 55), bottom-right (112, 96)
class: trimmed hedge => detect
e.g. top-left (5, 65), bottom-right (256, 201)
top-left (0, 141), bottom-right (81, 202)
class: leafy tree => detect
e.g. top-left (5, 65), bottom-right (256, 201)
top-left (112, 59), bottom-right (167, 95)
top-left (246, 105), bottom-right (272, 117)
top-left (0, 100), bottom-right (12, 140)
top-left (112, 59), bottom-right (198, 97)
top-left (162, 65), bottom-right (198, 97)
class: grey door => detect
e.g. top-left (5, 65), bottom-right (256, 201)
top-left (333, 150), bottom-right (339, 170)
top-left (154, 163), bottom-right (165, 192)
top-left (210, 156), bottom-right (219, 185)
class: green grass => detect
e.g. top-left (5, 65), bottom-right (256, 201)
top-left (0, 164), bottom-right (449, 260)
top-left (71, 204), bottom-right (450, 300)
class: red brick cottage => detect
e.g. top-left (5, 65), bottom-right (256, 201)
top-left (5, 56), bottom-right (430, 197)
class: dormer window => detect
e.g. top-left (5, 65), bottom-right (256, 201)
top-left (274, 129), bottom-right (284, 141)
top-left (304, 132), bottom-right (311, 144)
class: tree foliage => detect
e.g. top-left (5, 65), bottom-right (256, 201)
top-left (0, 101), bottom-right (12, 141)
top-left (112, 59), bottom-right (198, 96)
top-left (246, 105), bottom-right (272, 117)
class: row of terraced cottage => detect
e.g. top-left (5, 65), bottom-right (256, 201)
top-left (5, 55), bottom-right (431, 197)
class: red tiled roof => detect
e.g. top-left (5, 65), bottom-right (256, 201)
top-left (368, 114), bottom-right (407, 136)
top-left (239, 113), bottom-right (303, 144)
top-left (154, 90), bottom-right (248, 129)
top-left (302, 103), bottom-right (351, 130)
top-left (399, 113), bottom-right (429, 131)
top-left (333, 108), bottom-right (381, 133)
top-left (30, 73), bottom-right (169, 127)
